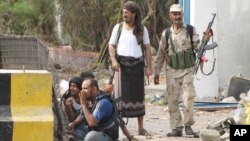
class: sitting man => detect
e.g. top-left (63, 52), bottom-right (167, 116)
top-left (62, 76), bottom-right (89, 140)
top-left (63, 72), bottom-right (96, 122)
top-left (82, 78), bottom-right (118, 140)
top-left (66, 78), bottom-right (117, 141)
top-left (65, 73), bottom-right (138, 141)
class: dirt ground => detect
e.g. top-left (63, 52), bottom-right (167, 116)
top-left (119, 99), bottom-right (231, 141)
top-left (117, 78), bottom-right (232, 141)
top-left (120, 103), bottom-right (231, 141)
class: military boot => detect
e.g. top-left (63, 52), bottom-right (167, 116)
top-left (185, 126), bottom-right (195, 135)
top-left (167, 127), bottom-right (182, 137)
top-left (185, 126), bottom-right (199, 138)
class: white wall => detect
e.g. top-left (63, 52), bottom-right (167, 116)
top-left (191, 0), bottom-right (250, 101)
top-left (190, 0), bottom-right (218, 101)
top-left (217, 0), bottom-right (250, 90)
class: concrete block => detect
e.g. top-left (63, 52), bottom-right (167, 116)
top-left (200, 129), bottom-right (220, 141)
top-left (0, 70), bottom-right (53, 141)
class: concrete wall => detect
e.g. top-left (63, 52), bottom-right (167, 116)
top-left (191, 0), bottom-right (250, 100)
top-left (217, 0), bottom-right (250, 89)
top-left (48, 47), bottom-right (98, 72)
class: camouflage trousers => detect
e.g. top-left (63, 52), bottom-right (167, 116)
top-left (166, 71), bottom-right (196, 130)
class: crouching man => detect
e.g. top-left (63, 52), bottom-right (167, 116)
top-left (67, 78), bottom-right (118, 141)
top-left (81, 78), bottom-right (118, 140)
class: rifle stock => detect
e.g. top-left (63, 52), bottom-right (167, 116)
top-left (194, 13), bottom-right (218, 75)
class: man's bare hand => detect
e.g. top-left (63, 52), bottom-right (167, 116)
top-left (67, 122), bottom-right (75, 134)
top-left (145, 65), bottom-right (153, 76)
top-left (112, 60), bottom-right (120, 71)
top-left (65, 97), bottom-right (73, 106)
top-left (79, 91), bottom-right (87, 105)
top-left (203, 29), bottom-right (213, 42)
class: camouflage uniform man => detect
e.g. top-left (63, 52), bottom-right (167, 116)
top-left (154, 4), bottom-right (212, 137)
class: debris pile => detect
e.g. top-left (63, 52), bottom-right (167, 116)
top-left (201, 75), bottom-right (250, 141)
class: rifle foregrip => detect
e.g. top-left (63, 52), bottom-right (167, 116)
top-left (204, 42), bottom-right (218, 50)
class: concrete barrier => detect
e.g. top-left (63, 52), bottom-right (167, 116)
top-left (0, 70), bottom-right (53, 141)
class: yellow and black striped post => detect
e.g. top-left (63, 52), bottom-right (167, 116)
top-left (0, 70), bottom-right (53, 141)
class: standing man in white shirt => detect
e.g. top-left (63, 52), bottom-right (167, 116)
top-left (108, 0), bottom-right (152, 136)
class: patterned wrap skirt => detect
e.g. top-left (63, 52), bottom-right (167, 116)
top-left (113, 56), bottom-right (145, 117)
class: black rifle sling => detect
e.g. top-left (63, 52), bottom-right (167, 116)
top-left (169, 34), bottom-right (176, 53)
top-left (165, 27), bottom-right (171, 53)
top-left (186, 24), bottom-right (196, 58)
top-left (115, 23), bottom-right (123, 47)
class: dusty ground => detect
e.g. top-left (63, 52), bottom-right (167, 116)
top-left (118, 79), bottom-right (232, 141)
top-left (55, 58), bottom-right (233, 141)
top-left (120, 103), bottom-right (231, 141)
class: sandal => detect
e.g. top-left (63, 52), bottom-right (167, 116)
top-left (139, 128), bottom-right (150, 136)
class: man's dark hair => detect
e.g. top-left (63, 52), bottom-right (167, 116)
top-left (69, 77), bottom-right (83, 90)
top-left (85, 78), bottom-right (99, 91)
top-left (80, 72), bottom-right (95, 79)
top-left (122, 1), bottom-right (143, 44)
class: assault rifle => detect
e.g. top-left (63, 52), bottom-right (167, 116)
top-left (194, 13), bottom-right (218, 75)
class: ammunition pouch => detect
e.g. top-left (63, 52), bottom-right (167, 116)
top-left (168, 49), bottom-right (196, 69)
